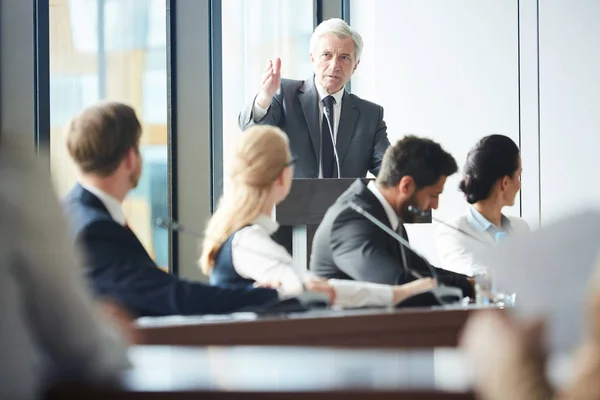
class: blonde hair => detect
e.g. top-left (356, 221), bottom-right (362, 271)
top-left (200, 125), bottom-right (291, 275)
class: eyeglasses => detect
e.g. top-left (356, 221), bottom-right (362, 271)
top-left (284, 156), bottom-right (298, 168)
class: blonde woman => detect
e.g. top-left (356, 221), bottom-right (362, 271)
top-left (200, 125), bottom-right (436, 308)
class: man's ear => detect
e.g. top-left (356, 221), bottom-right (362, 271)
top-left (398, 176), bottom-right (415, 196)
top-left (124, 147), bottom-right (137, 170)
top-left (352, 59), bottom-right (360, 73)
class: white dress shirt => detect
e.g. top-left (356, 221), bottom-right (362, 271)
top-left (367, 181), bottom-right (400, 230)
top-left (80, 183), bottom-right (126, 226)
top-left (435, 206), bottom-right (531, 276)
top-left (231, 214), bottom-right (394, 308)
top-left (252, 77), bottom-right (344, 178)
top-left (0, 135), bottom-right (129, 400)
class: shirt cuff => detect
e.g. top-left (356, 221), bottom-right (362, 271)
top-left (328, 279), bottom-right (394, 308)
top-left (252, 96), bottom-right (269, 122)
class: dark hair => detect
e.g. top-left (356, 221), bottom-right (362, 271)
top-left (459, 134), bottom-right (520, 204)
top-left (377, 135), bottom-right (458, 189)
top-left (66, 101), bottom-right (142, 176)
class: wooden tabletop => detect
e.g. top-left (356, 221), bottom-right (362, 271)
top-left (135, 305), bottom-right (503, 348)
top-left (46, 345), bottom-right (477, 399)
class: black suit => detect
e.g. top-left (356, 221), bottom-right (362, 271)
top-left (62, 184), bottom-right (278, 317)
top-left (310, 179), bottom-right (474, 297)
top-left (239, 76), bottom-right (390, 178)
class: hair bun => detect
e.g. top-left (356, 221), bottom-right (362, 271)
top-left (459, 174), bottom-right (487, 204)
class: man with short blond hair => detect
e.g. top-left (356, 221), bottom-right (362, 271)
top-left (63, 101), bottom-right (278, 317)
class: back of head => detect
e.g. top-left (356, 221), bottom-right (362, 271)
top-left (65, 101), bottom-right (141, 176)
top-left (459, 134), bottom-right (520, 204)
top-left (200, 125), bottom-right (290, 274)
top-left (310, 18), bottom-right (364, 61)
top-left (376, 135), bottom-right (458, 189)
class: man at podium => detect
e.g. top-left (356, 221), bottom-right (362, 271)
top-left (238, 18), bottom-right (390, 179)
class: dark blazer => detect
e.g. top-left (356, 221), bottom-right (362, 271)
top-left (239, 76), bottom-right (391, 178)
top-left (62, 184), bottom-right (278, 317)
top-left (310, 179), bottom-right (474, 298)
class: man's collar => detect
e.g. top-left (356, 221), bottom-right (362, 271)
top-left (313, 76), bottom-right (344, 105)
top-left (79, 182), bottom-right (127, 226)
top-left (366, 181), bottom-right (400, 231)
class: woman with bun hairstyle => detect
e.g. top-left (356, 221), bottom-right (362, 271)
top-left (435, 134), bottom-right (530, 276)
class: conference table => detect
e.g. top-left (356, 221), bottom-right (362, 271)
top-left (135, 304), bottom-right (504, 348)
top-left (46, 345), bottom-right (571, 399)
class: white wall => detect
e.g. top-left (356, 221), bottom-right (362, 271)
top-left (538, 0), bottom-right (600, 224)
top-left (350, 0), bottom-right (520, 264)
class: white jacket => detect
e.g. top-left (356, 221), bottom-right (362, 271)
top-left (435, 208), bottom-right (530, 276)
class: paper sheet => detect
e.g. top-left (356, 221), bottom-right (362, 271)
top-left (481, 210), bottom-right (600, 352)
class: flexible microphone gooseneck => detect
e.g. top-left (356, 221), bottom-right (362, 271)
top-left (323, 106), bottom-right (341, 179)
top-left (347, 202), bottom-right (463, 307)
top-left (407, 206), bottom-right (489, 245)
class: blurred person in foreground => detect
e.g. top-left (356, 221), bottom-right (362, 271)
top-left (461, 254), bottom-right (600, 400)
top-left (0, 133), bottom-right (129, 399)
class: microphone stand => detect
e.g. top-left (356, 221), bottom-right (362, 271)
top-left (347, 202), bottom-right (463, 307)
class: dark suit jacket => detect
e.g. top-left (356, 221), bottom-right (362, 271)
top-left (62, 184), bottom-right (278, 317)
top-left (310, 179), bottom-right (474, 298)
top-left (239, 76), bottom-right (391, 178)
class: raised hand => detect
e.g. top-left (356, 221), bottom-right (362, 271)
top-left (256, 57), bottom-right (281, 109)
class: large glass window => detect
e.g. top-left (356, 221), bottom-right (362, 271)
top-left (49, 0), bottom-right (169, 268)
top-left (220, 0), bottom-right (314, 184)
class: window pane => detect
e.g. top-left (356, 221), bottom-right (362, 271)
top-left (49, 0), bottom-right (169, 269)
top-left (221, 0), bottom-right (314, 181)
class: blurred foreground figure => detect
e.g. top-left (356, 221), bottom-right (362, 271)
top-left (461, 254), bottom-right (600, 400)
top-left (0, 134), bottom-right (129, 400)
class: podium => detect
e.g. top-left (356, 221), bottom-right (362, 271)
top-left (274, 178), bottom-right (367, 271)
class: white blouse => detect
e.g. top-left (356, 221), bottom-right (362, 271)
top-left (231, 215), bottom-right (395, 308)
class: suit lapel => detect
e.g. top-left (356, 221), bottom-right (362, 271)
top-left (298, 78), bottom-right (321, 161)
top-left (336, 92), bottom-right (360, 167)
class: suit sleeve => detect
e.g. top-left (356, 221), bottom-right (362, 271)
top-left (405, 247), bottom-right (475, 298)
top-left (368, 105), bottom-right (391, 176)
top-left (238, 88), bottom-right (284, 131)
top-left (78, 222), bottom-right (278, 317)
top-left (329, 208), bottom-right (414, 285)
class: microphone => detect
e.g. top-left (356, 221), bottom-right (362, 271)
top-left (347, 202), bottom-right (463, 307)
top-left (407, 206), bottom-right (489, 245)
top-left (323, 106), bottom-right (341, 179)
top-left (155, 217), bottom-right (331, 313)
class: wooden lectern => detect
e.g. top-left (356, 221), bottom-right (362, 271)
top-left (274, 178), bottom-right (366, 272)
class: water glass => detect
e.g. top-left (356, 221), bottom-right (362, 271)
top-left (473, 270), bottom-right (493, 305)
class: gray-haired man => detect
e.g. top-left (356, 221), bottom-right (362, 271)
top-left (239, 18), bottom-right (390, 179)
